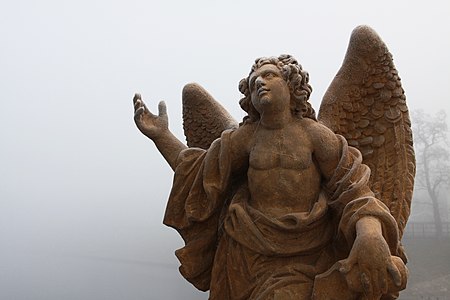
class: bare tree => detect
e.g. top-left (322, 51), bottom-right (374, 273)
top-left (412, 110), bottom-right (450, 237)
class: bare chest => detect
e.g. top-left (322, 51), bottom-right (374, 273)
top-left (249, 130), bottom-right (313, 171)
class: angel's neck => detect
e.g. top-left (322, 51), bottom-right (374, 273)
top-left (259, 109), bottom-right (293, 129)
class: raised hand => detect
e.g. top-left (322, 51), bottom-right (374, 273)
top-left (133, 93), bottom-right (186, 170)
top-left (133, 93), bottom-right (168, 141)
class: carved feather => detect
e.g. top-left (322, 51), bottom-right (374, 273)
top-left (182, 83), bottom-right (238, 149)
top-left (318, 26), bottom-right (415, 240)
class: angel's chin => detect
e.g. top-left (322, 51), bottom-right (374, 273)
top-left (253, 96), bottom-right (274, 113)
top-left (259, 96), bottom-right (272, 105)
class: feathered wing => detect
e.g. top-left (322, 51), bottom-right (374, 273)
top-left (182, 83), bottom-right (238, 149)
top-left (318, 25), bottom-right (416, 242)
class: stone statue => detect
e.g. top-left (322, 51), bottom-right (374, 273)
top-left (132, 25), bottom-right (415, 299)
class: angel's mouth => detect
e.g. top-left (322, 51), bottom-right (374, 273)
top-left (257, 88), bottom-right (269, 97)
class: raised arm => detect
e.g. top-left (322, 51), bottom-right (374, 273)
top-left (133, 93), bottom-right (187, 171)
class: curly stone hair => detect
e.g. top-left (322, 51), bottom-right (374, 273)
top-left (238, 54), bottom-right (316, 124)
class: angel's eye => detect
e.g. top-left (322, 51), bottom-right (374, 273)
top-left (264, 72), bottom-right (275, 79)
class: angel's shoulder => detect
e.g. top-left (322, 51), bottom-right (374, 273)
top-left (229, 122), bottom-right (256, 149)
top-left (299, 119), bottom-right (341, 158)
top-left (232, 122), bottom-right (257, 138)
top-left (301, 119), bottom-right (337, 142)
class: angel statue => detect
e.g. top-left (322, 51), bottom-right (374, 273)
top-left (132, 25), bottom-right (415, 300)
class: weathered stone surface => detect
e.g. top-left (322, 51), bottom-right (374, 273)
top-left (133, 26), bottom-right (415, 299)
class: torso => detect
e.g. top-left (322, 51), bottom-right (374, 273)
top-left (246, 120), bottom-right (322, 217)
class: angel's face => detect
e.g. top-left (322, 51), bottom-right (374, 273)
top-left (248, 64), bottom-right (291, 114)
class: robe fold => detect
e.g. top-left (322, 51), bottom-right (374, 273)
top-left (163, 130), bottom-right (399, 299)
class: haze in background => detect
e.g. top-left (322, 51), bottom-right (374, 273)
top-left (1, 1), bottom-right (449, 299)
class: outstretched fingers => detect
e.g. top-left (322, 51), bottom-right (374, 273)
top-left (133, 93), bottom-right (155, 118)
top-left (133, 93), bottom-right (144, 115)
top-left (133, 93), bottom-right (144, 112)
top-left (133, 93), bottom-right (141, 103)
top-left (158, 101), bottom-right (167, 118)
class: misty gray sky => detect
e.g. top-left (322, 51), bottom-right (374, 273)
top-left (1, 1), bottom-right (450, 299)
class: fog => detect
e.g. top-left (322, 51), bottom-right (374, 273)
top-left (1, 1), bottom-right (449, 299)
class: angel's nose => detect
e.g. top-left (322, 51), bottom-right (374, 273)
top-left (255, 76), bottom-right (265, 88)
